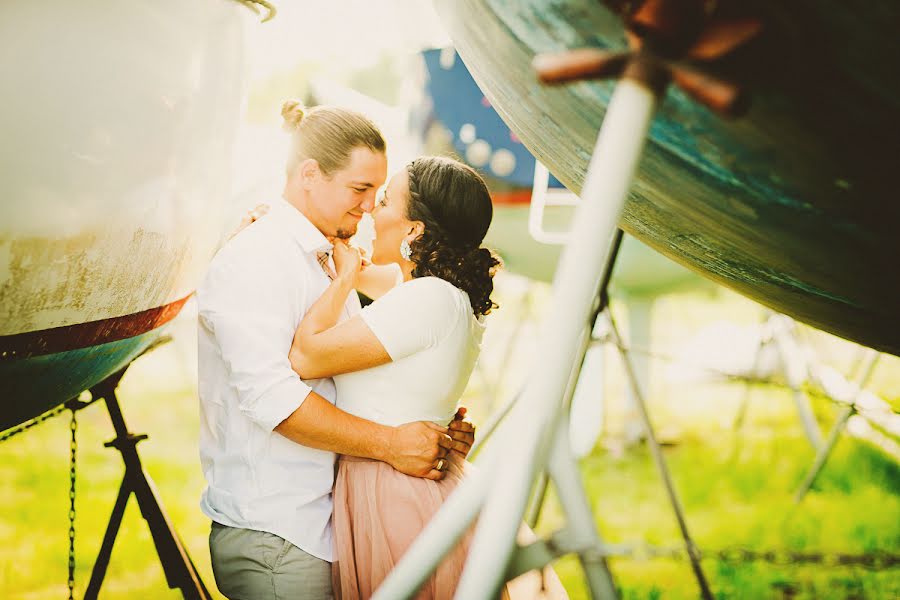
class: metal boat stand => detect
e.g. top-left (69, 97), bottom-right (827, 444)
top-left (793, 350), bottom-right (882, 503)
top-left (732, 313), bottom-right (825, 450)
top-left (82, 363), bottom-right (211, 600)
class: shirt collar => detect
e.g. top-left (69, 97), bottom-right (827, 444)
top-left (274, 198), bottom-right (333, 254)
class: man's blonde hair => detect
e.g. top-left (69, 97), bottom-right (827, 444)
top-left (281, 100), bottom-right (386, 176)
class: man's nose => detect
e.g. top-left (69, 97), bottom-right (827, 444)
top-left (360, 191), bottom-right (376, 213)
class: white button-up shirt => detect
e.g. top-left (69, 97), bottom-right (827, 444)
top-left (196, 198), bottom-right (360, 561)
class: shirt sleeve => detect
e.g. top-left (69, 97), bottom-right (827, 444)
top-left (197, 237), bottom-right (312, 432)
top-left (360, 277), bottom-right (462, 361)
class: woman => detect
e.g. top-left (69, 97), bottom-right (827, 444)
top-left (287, 155), bottom-right (566, 599)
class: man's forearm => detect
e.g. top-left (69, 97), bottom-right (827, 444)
top-left (273, 391), bottom-right (392, 460)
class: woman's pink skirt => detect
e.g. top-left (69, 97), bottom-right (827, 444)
top-left (332, 452), bottom-right (476, 599)
top-left (332, 453), bottom-right (567, 600)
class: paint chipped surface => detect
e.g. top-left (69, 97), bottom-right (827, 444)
top-left (0, 0), bottom-right (246, 426)
top-left (0, 0), bottom-right (242, 337)
top-left (0, 225), bottom-right (213, 335)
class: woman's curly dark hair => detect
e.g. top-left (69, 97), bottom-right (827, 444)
top-left (405, 157), bottom-right (502, 318)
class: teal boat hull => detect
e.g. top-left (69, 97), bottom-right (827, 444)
top-left (0, 333), bottom-right (159, 430)
top-left (435, 0), bottom-right (900, 355)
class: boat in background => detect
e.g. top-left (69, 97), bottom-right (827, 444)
top-left (0, 0), bottom-right (252, 430)
top-left (419, 47), bottom-right (709, 298)
top-left (434, 0), bottom-right (900, 356)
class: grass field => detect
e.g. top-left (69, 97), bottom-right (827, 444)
top-left (2, 282), bottom-right (898, 599)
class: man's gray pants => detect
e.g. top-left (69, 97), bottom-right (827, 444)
top-left (209, 522), bottom-right (334, 600)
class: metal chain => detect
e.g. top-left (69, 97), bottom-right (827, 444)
top-left (1, 400), bottom-right (97, 599)
top-left (0, 403), bottom-right (69, 443)
top-left (600, 542), bottom-right (900, 571)
top-left (68, 408), bottom-right (77, 600)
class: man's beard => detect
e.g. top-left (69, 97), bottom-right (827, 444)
top-left (335, 227), bottom-right (356, 240)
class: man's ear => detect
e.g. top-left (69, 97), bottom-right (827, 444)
top-left (298, 159), bottom-right (321, 190)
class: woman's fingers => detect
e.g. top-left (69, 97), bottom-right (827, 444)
top-left (249, 203), bottom-right (270, 219)
top-left (358, 247), bottom-right (372, 269)
top-left (228, 204), bottom-right (271, 240)
top-left (332, 241), bottom-right (363, 277)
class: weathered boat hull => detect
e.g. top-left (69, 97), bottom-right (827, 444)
top-left (0, 0), bottom-right (247, 429)
top-left (434, 0), bottom-right (900, 355)
top-left (0, 333), bottom-right (159, 428)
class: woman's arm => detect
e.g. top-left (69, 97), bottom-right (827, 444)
top-left (227, 203), bottom-right (269, 242)
top-left (289, 243), bottom-right (392, 379)
top-left (289, 278), bottom-right (392, 379)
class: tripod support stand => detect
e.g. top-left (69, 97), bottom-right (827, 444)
top-left (83, 367), bottom-right (211, 600)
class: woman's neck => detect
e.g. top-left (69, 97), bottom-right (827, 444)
top-left (400, 261), bottom-right (415, 282)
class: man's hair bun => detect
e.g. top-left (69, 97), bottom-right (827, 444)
top-left (281, 99), bottom-right (306, 132)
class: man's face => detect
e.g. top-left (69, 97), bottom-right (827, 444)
top-left (307, 147), bottom-right (387, 239)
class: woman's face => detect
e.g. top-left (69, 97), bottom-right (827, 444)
top-left (371, 169), bottom-right (416, 265)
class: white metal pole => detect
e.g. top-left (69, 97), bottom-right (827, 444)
top-left (607, 312), bottom-right (713, 600)
top-left (771, 316), bottom-right (824, 449)
top-left (453, 76), bottom-right (660, 599)
top-left (794, 351), bottom-right (880, 502)
top-left (546, 421), bottom-right (618, 598)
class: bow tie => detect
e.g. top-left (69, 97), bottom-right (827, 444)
top-left (315, 251), bottom-right (337, 281)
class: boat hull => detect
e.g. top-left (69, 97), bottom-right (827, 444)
top-left (0, 332), bottom-right (158, 429)
top-left (434, 0), bottom-right (900, 355)
top-left (0, 0), bottom-right (247, 428)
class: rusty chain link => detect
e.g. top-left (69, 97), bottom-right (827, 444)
top-left (603, 542), bottom-right (899, 571)
top-left (67, 408), bottom-right (77, 600)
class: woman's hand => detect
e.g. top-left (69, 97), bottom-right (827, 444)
top-left (228, 203), bottom-right (270, 240)
top-left (332, 241), bottom-right (363, 286)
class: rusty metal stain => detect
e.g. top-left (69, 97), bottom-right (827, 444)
top-left (0, 227), bottom-right (191, 335)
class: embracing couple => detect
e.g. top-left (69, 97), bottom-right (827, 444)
top-left (197, 101), bottom-right (565, 599)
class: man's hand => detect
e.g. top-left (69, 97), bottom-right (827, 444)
top-left (385, 421), bottom-right (452, 481)
top-left (447, 407), bottom-right (475, 459)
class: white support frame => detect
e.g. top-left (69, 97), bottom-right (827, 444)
top-left (528, 161), bottom-right (579, 245)
top-left (794, 350), bottom-right (881, 502)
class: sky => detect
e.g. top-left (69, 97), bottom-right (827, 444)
top-left (242, 0), bottom-right (450, 86)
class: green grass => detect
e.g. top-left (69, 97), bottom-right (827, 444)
top-left (2, 283), bottom-right (898, 598)
top-left (537, 431), bottom-right (899, 599)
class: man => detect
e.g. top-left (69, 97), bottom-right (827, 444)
top-left (196, 105), bottom-right (474, 599)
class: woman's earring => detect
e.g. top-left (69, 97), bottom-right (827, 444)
top-left (400, 240), bottom-right (412, 261)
